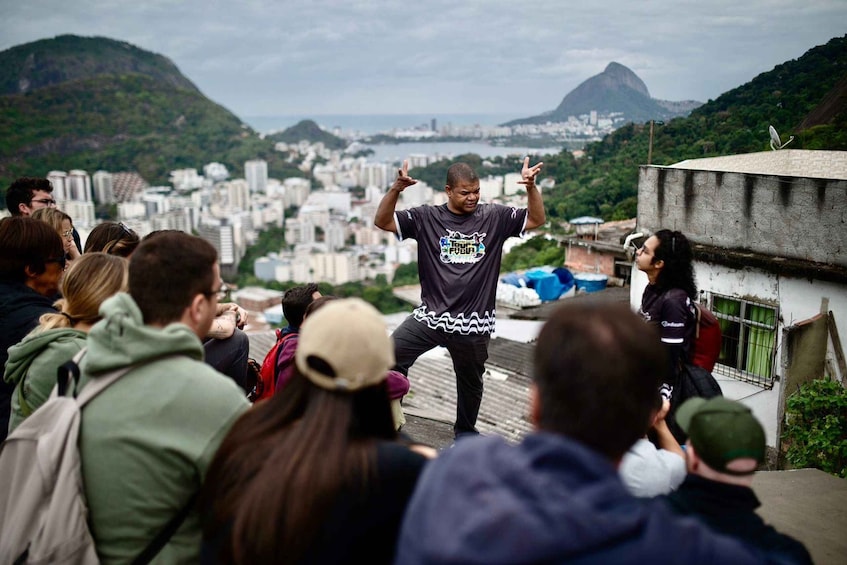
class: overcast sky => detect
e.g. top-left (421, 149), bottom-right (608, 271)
top-left (1, 0), bottom-right (845, 120)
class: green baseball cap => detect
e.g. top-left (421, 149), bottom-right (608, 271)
top-left (676, 397), bottom-right (765, 475)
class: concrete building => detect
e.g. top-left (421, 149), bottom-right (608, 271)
top-left (245, 159), bottom-right (268, 193)
top-left (231, 286), bottom-right (282, 313)
top-left (47, 171), bottom-right (68, 201)
top-left (503, 172), bottom-right (523, 196)
top-left (360, 162), bottom-right (389, 189)
top-left (62, 200), bottom-right (96, 229)
top-left (325, 222), bottom-right (347, 252)
top-left (310, 251), bottom-right (360, 285)
top-left (479, 175), bottom-right (503, 200)
top-left (92, 170), bottom-right (115, 204)
top-left (168, 169), bottom-right (204, 192)
top-left (199, 217), bottom-right (243, 279)
top-left (632, 149), bottom-right (847, 452)
top-left (225, 179), bottom-right (251, 212)
top-left (284, 218), bottom-right (316, 246)
top-left (67, 170), bottom-right (92, 202)
top-left (204, 162), bottom-right (229, 183)
top-left (563, 218), bottom-right (636, 284)
top-left (283, 178), bottom-right (311, 208)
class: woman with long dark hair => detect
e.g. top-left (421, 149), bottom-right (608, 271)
top-left (635, 229), bottom-right (698, 442)
top-left (200, 298), bottom-right (432, 564)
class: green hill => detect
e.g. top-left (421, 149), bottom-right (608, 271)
top-left (0, 35), bottom-right (303, 192)
top-left (524, 35), bottom-right (847, 221)
top-left (266, 119), bottom-right (347, 150)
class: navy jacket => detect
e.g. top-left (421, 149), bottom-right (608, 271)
top-left (396, 432), bottom-right (785, 564)
top-left (665, 475), bottom-right (812, 564)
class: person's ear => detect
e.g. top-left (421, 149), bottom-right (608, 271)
top-left (23, 264), bottom-right (41, 279)
top-left (529, 384), bottom-right (541, 427)
top-left (18, 202), bottom-right (30, 216)
top-left (685, 441), bottom-right (698, 473)
top-left (186, 293), bottom-right (207, 327)
top-left (653, 258), bottom-right (665, 271)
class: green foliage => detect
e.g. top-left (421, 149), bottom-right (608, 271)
top-left (0, 37), bottom-right (306, 188)
top-left (235, 226), bottom-right (286, 283)
top-left (500, 237), bottom-right (563, 273)
top-left (524, 35), bottom-right (847, 222)
top-left (265, 119), bottom-right (347, 150)
top-left (783, 378), bottom-right (847, 478)
top-left (392, 262), bottom-right (420, 286)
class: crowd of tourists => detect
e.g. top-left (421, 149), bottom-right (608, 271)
top-left (0, 174), bottom-right (811, 564)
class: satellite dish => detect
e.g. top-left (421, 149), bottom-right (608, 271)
top-left (769, 125), bottom-right (795, 150)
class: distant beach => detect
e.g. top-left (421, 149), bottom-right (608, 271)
top-left (242, 113), bottom-right (520, 136)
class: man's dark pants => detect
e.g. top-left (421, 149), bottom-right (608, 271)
top-left (391, 316), bottom-right (490, 436)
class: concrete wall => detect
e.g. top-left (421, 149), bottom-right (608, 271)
top-left (637, 167), bottom-right (847, 267)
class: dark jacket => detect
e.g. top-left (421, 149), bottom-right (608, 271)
top-left (665, 474), bottom-right (813, 564)
top-left (396, 432), bottom-right (777, 564)
top-left (0, 281), bottom-right (57, 440)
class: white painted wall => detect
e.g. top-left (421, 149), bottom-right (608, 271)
top-left (630, 261), bottom-right (847, 447)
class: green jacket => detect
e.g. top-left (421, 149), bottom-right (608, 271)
top-left (77, 293), bottom-right (249, 564)
top-left (4, 327), bottom-right (87, 433)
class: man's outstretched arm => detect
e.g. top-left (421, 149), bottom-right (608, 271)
top-left (374, 159), bottom-right (417, 233)
top-left (518, 156), bottom-right (546, 230)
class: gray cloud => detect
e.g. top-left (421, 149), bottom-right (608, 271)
top-left (0, 0), bottom-right (844, 118)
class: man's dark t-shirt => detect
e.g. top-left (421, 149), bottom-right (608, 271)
top-left (394, 203), bottom-right (526, 335)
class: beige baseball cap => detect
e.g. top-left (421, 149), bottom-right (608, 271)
top-left (295, 297), bottom-right (395, 392)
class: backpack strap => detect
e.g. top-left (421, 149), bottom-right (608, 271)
top-left (131, 491), bottom-right (198, 565)
top-left (54, 348), bottom-right (136, 409)
top-left (54, 349), bottom-right (201, 564)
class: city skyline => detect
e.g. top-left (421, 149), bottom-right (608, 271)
top-left (1, 1), bottom-right (845, 120)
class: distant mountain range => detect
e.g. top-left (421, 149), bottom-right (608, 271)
top-left (0, 32), bottom-right (844, 218)
top-left (504, 62), bottom-right (702, 126)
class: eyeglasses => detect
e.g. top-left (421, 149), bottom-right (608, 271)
top-left (45, 256), bottom-right (67, 270)
top-left (205, 280), bottom-right (229, 301)
top-left (31, 198), bottom-right (57, 207)
top-left (62, 229), bottom-right (74, 238)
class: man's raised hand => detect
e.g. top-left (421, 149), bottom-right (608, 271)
top-left (392, 159), bottom-right (418, 192)
top-left (518, 156), bottom-right (543, 186)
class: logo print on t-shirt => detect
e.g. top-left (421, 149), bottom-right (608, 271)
top-left (439, 230), bottom-right (487, 264)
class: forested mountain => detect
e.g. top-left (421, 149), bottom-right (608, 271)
top-left (0, 35), bottom-right (303, 191)
top-left (265, 119), bottom-right (347, 150)
top-left (462, 35), bottom-right (847, 222)
top-left (505, 62), bottom-right (701, 126)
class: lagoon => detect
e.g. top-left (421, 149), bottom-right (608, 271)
top-left (360, 141), bottom-right (564, 164)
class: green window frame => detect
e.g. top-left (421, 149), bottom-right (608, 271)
top-left (708, 293), bottom-right (778, 388)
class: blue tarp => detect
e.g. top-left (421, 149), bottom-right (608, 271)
top-left (502, 267), bottom-right (576, 301)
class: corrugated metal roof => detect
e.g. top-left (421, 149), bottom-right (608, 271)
top-left (246, 328), bottom-right (535, 443)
